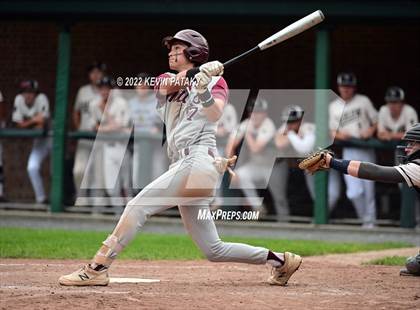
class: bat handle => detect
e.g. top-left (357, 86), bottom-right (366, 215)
top-left (223, 46), bottom-right (260, 69)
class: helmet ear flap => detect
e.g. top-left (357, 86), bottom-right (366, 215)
top-left (184, 46), bottom-right (208, 64)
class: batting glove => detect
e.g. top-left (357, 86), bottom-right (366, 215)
top-left (199, 61), bottom-right (224, 77)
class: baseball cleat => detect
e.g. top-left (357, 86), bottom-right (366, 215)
top-left (268, 252), bottom-right (302, 286)
top-left (59, 264), bottom-right (109, 286)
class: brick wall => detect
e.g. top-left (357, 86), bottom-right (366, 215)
top-left (0, 21), bottom-right (419, 201)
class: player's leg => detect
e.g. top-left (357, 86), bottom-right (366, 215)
top-left (362, 179), bottom-right (376, 228)
top-left (59, 157), bottom-right (204, 286)
top-left (178, 204), bottom-right (302, 286)
top-left (73, 140), bottom-right (90, 197)
top-left (27, 139), bottom-right (50, 203)
top-left (268, 160), bottom-right (290, 219)
top-left (234, 163), bottom-right (265, 211)
top-left (328, 170), bottom-right (341, 211)
top-left (343, 173), bottom-right (365, 219)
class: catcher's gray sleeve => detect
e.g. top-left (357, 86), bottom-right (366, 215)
top-left (358, 162), bottom-right (405, 184)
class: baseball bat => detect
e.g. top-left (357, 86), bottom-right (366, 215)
top-left (223, 10), bottom-right (325, 68)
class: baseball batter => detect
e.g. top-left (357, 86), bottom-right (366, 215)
top-left (59, 29), bottom-right (302, 287)
top-left (329, 72), bottom-right (378, 228)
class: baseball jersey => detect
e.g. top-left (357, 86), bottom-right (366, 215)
top-left (378, 104), bottom-right (418, 133)
top-left (74, 84), bottom-right (99, 131)
top-left (155, 73), bottom-right (228, 160)
top-left (90, 95), bottom-right (130, 130)
top-left (232, 117), bottom-right (276, 163)
top-left (395, 159), bottom-right (420, 190)
top-left (277, 122), bottom-right (316, 156)
top-left (218, 103), bottom-right (238, 134)
top-left (329, 94), bottom-right (378, 138)
top-left (128, 92), bottom-right (161, 132)
top-left (12, 93), bottom-right (50, 123)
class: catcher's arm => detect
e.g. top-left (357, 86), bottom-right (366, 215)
top-left (300, 150), bottom-right (405, 183)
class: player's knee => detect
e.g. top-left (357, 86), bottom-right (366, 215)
top-left (27, 162), bottom-right (40, 175)
top-left (203, 241), bottom-right (226, 262)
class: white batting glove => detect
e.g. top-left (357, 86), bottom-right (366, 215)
top-left (194, 71), bottom-right (212, 94)
top-left (199, 61), bottom-right (224, 77)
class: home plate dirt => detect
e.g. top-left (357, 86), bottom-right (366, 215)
top-left (1, 248), bottom-right (419, 310)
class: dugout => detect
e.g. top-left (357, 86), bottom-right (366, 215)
top-left (0, 0), bottom-right (419, 227)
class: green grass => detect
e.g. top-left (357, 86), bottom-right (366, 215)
top-left (0, 227), bottom-right (411, 260)
top-left (365, 256), bottom-right (407, 266)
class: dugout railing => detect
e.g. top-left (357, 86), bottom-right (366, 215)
top-left (0, 129), bottom-right (417, 228)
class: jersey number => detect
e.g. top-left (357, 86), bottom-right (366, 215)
top-left (186, 106), bottom-right (199, 120)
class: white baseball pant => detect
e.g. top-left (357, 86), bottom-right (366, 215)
top-left (92, 146), bottom-right (269, 266)
top-left (27, 138), bottom-right (51, 203)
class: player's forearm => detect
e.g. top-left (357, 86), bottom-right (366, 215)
top-left (73, 111), bottom-right (81, 130)
top-left (391, 132), bottom-right (405, 140)
top-left (15, 119), bottom-right (36, 128)
top-left (202, 99), bottom-right (224, 122)
top-left (329, 158), bottom-right (405, 183)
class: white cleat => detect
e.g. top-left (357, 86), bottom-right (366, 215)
top-left (59, 264), bottom-right (109, 286)
top-left (268, 252), bottom-right (302, 286)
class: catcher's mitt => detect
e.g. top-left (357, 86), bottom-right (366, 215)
top-left (298, 149), bottom-right (334, 174)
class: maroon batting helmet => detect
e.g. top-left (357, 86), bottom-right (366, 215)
top-left (163, 29), bottom-right (209, 64)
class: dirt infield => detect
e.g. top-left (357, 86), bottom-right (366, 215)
top-left (1, 248), bottom-right (419, 310)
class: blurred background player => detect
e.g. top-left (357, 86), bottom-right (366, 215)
top-left (226, 99), bottom-right (277, 214)
top-left (12, 80), bottom-right (51, 204)
top-left (90, 76), bottom-right (131, 208)
top-left (378, 86), bottom-right (418, 141)
top-left (329, 72), bottom-right (378, 228)
top-left (72, 62), bottom-right (106, 200)
top-left (0, 90), bottom-right (5, 201)
top-left (128, 72), bottom-right (166, 190)
top-left (216, 101), bottom-right (237, 155)
top-left (275, 105), bottom-right (340, 216)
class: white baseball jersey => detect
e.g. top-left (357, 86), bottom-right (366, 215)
top-left (74, 84), bottom-right (99, 131)
top-left (218, 103), bottom-right (238, 134)
top-left (329, 94), bottom-right (378, 137)
top-left (378, 104), bottom-right (418, 133)
top-left (395, 159), bottom-right (420, 189)
top-left (12, 93), bottom-right (50, 122)
top-left (90, 95), bottom-right (130, 129)
top-left (155, 73), bottom-right (228, 161)
top-left (128, 92), bottom-right (161, 132)
top-left (277, 122), bottom-right (316, 156)
top-left (231, 117), bottom-right (276, 164)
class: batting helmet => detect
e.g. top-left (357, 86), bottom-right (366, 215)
top-left (402, 123), bottom-right (420, 143)
top-left (283, 105), bottom-right (304, 123)
top-left (20, 79), bottom-right (39, 93)
top-left (163, 29), bottom-right (209, 64)
top-left (385, 86), bottom-right (405, 102)
top-left (337, 72), bottom-right (357, 87)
